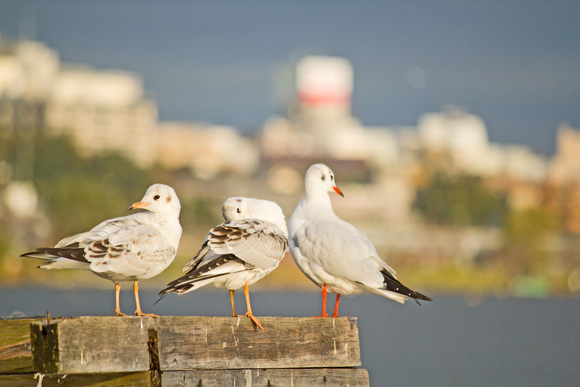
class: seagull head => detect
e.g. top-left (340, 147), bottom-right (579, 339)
top-left (129, 184), bottom-right (181, 218)
top-left (222, 196), bottom-right (250, 222)
top-left (304, 163), bottom-right (344, 199)
top-left (222, 196), bottom-right (288, 235)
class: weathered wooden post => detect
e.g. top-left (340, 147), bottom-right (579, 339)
top-left (0, 318), bottom-right (43, 375)
top-left (0, 316), bottom-right (370, 386)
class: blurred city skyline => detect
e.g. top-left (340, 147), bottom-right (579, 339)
top-left (1, 0), bottom-right (580, 154)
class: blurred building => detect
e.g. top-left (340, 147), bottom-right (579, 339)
top-left (548, 123), bottom-right (580, 184)
top-left (418, 108), bottom-right (490, 174)
top-left (157, 122), bottom-right (258, 179)
top-left (262, 56), bottom-right (560, 226)
top-left (262, 56), bottom-right (400, 172)
top-left (0, 38), bottom-right (50, 143)
top-left (417, 108), bottom-right (548, 182)
top-left (0, 36), bottom-right (157, 168)
top-left (416, 108), bottom-right (551, 212)
top-left (4, 36), bottom-right (579, 233)
top-left (0, 35), bottom-right (259, 176)
top-left (545, 124), bottom-right (580, 233)
top-left (45, 66), bottom-right (158, 168)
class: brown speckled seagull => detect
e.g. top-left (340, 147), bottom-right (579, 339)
top-left (21, 184), bottom-right (182, 317)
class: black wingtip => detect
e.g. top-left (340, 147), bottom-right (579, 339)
top-left (412, 293), bottom-right (433, 305)
top-left (415, 292), bottom-right (433, 302)
top-left (381, 270), bottom-right (433, 304)
top-left (154, 293), bottom-right (168, 305)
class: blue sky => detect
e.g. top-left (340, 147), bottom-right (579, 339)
top-left (1, 0), bottom-right (579, 154)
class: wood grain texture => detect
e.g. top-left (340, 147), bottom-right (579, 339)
top-left (0, 371), bottom-right (159, 386)
top-left (161, 368), bottom-right (370, 387)
top-left (31, 316), bottom-right (154, 374)
top-left (27, 315), bottom-right (368, 386)
top-left (0, 318), bottom-right (43, 374)
top-left (157, 316), bottom-right (361, 370)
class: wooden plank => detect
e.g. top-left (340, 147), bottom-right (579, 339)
top-left (30, 316), bottom-right (154, 374)
top-left (161, 368), bottom-right (370, 387)
top-left (157, 316), bottom-right (361, 371)
top-left (0, 371), bottom-right (159, 386)
top-left (0, 318), bottom-right (43, 374)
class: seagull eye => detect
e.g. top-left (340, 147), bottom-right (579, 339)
top-left (236, 207), bottom-right (241, 214)
top-left (153, 195), bottom-right (160, 201)
top-left (330, 175), bottom-right (334, 181)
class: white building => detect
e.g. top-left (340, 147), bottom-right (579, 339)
top-left (0, 35), bottom-right (260, 175)
top-left (549, 123), bottom-right (580, 184)
top-left (0, 37), bottom-right (158, 168)
top-left (157, 122), bottom-right (258, 179)
top-left (418, 108), bottom-right (548, 181)
top-left (45, 66), bottom-right (158, 168)
top-left (0, 38), bottom-right (58, 100)
top-left (263, 56), bottom-right (400, 169)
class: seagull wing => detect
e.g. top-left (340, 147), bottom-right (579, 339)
top-left (23, 216), bottom-right (176, 279)
top-left (294, 216), bottom-right (390, 287)
top-left (84, 222), bottom-right (176, 279)
top-left (208, 219), bottom-right (289, 270)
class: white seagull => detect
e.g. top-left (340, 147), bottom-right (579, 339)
top-left (158, 197), bottom-right (288, 330)
top-left (21, 184), bottom-right (182, 317)
top-left (289, 164), bottom-right (432, 317)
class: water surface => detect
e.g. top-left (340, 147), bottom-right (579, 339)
top-left (1, 288), bottom-right (578, 386)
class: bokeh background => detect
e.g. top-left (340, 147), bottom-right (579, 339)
top-left (1, 0), bottom-right (580, 295)
top-left (1, 2), bottom-right (579, 385)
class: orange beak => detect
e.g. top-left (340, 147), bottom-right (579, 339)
top-left (128, 201), bottom-right (149, 210)
top-left (333, 186), bottom-right (344, 198)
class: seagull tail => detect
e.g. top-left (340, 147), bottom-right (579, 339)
top-left (157, 270), bottom-right (234, 299)
top-left (381, 270), bottom-right (433, 304)
top-left (21, 246), bottom-right (88, 262)
top-left (21, 249), bottom-right (90, 270)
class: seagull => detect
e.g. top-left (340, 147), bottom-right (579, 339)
top-left (21, 183), bottom-right (182, 317)
top-left (158, 197), bottom-right (288, 330)
top-left (288, 163), bottom-right (432, 318)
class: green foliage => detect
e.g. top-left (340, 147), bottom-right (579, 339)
top-left (503, 208), bottom-right (556, 243)
top-left (180, 197), bottom-right (222, 228)
top-left (501, 208), bottom-right (557, 276)
top-left (414, 172), bottom-right (508, 226)
top-left (32, 135), bottom-right (153, 237)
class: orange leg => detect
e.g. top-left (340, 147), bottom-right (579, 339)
top-left (114, 282), bottom-right (127, 316)
top-left (133, 279), bottom-right (158, 317)
top-left (312, 284), bottom-right (329, 318)
top-left (331, 294), bottom-right (341, 318)
top-left (230, 290), bottom-right (240, 317)
top-left (243, 281), bottom-right (264, 330)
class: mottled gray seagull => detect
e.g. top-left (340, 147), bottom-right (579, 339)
top-left (159, 197), bottom-right (288, 330)
top-left (21, 184), bottom-right (182, 317)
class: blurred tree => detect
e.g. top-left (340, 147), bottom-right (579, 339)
top-left (32, 134), bottom-right (152, 237)
top-left (0, 132), bottom-right (230, 282)
top-left (414, 172), bottom-right (508, 227)
top-left (501, 208), bottom-right (557, 276)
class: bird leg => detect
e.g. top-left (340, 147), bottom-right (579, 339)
top-left (114, 282), bottom-right (127, 316)
top-left (313, 284), bottom-right (329, 318)
top-left (133, 279), bottom-right (158, 317)
top-left (243, 281), bottom-right (264, 330)
top-left (230, 289), bottom-right (240, 317)
top-left (331, 294), bottom-right (341, 318)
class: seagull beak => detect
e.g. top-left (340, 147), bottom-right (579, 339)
top-left (333, 186), bottom-right (345, 198)
top-left (128, 201), bottom-right (149, 210)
